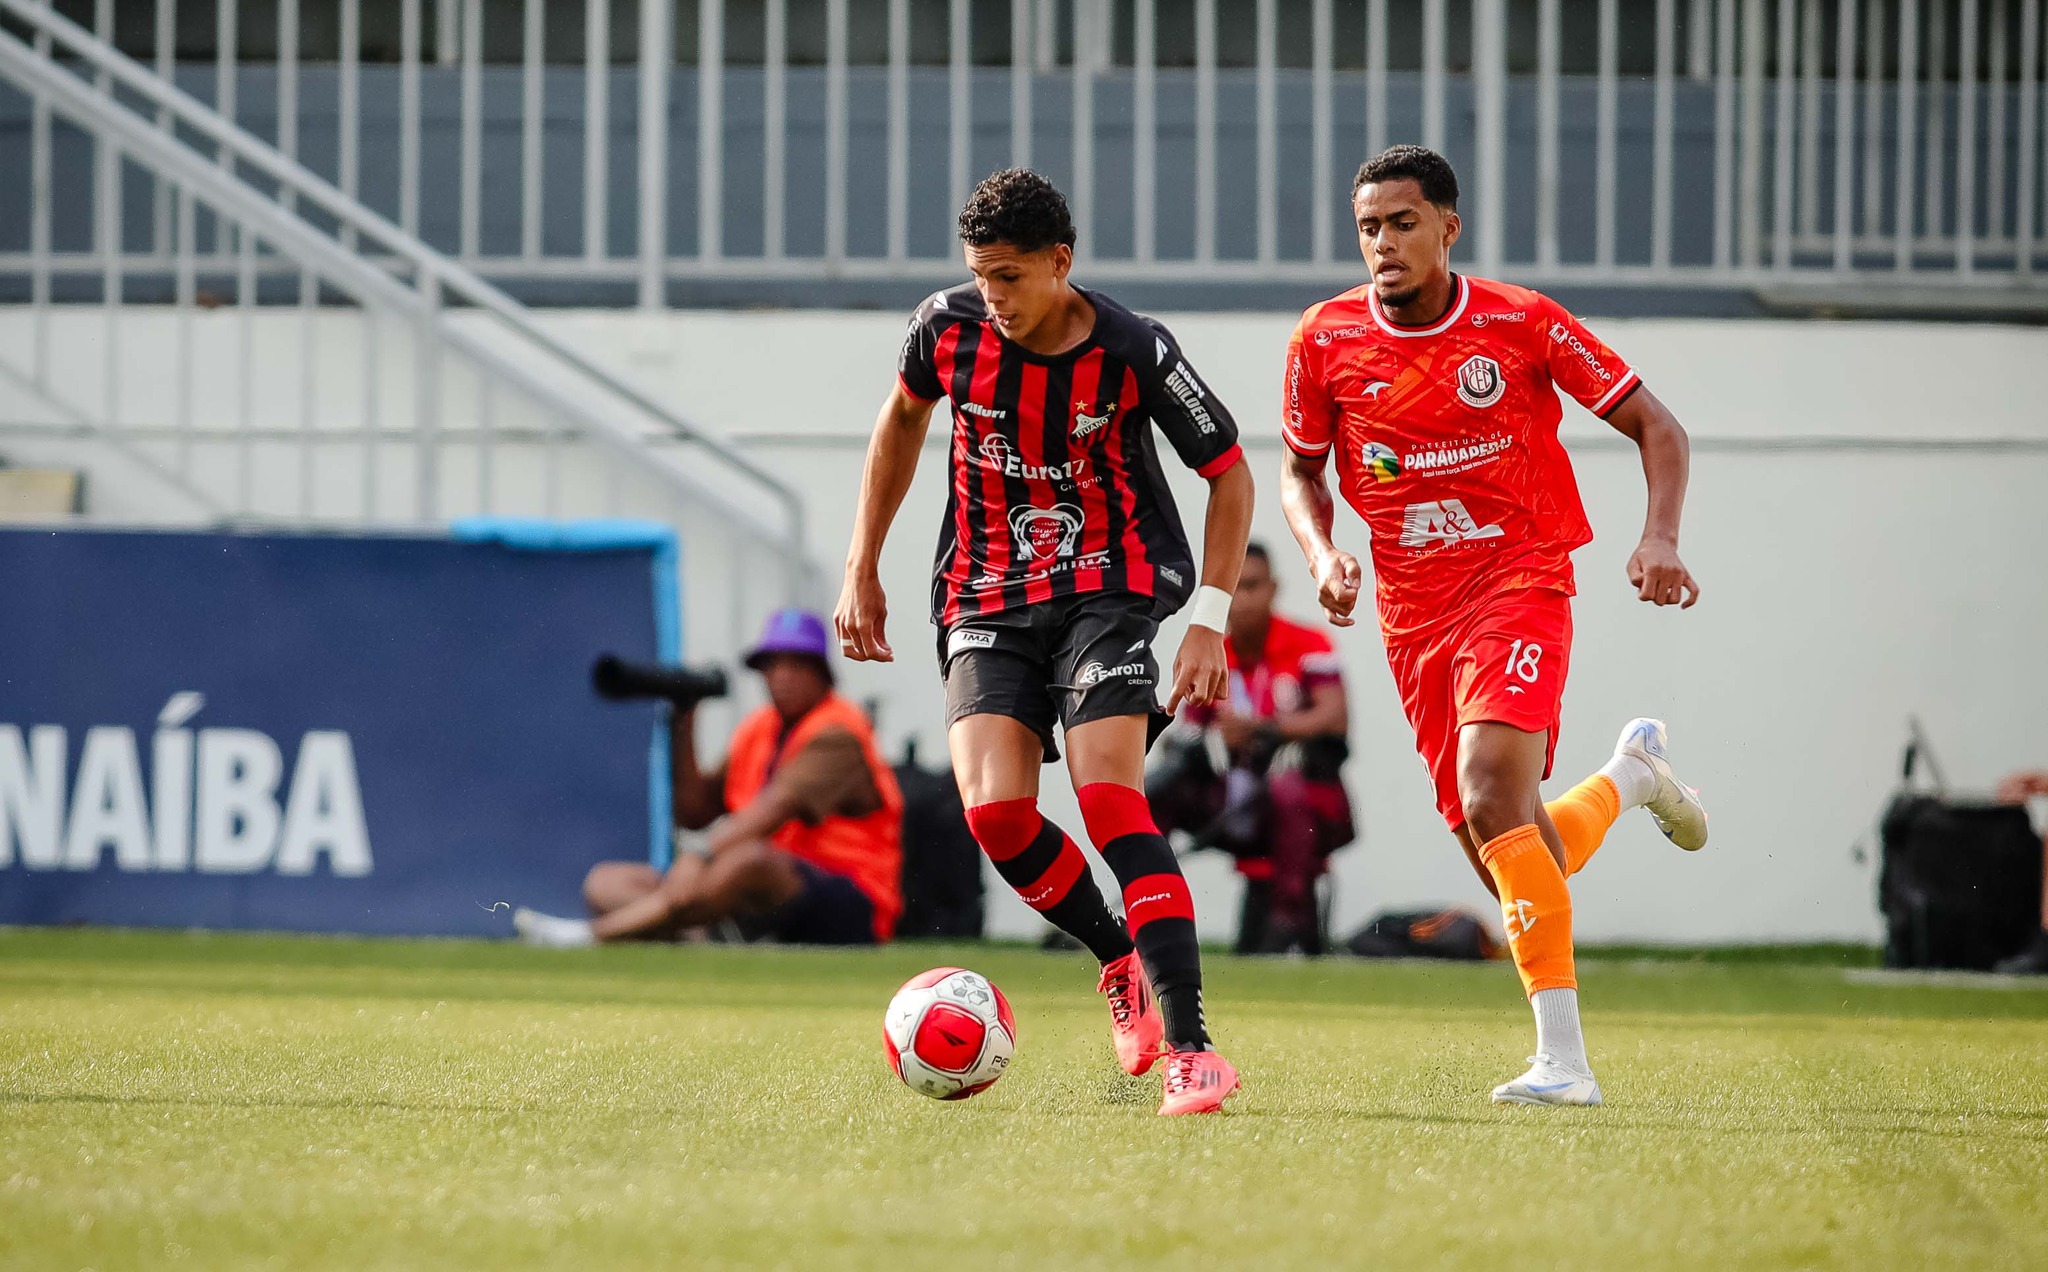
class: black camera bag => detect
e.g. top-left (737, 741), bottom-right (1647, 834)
top-left (1879, 794), bottom-right (2041, 970)
top-left (893, 747), bottom-right (985, 939)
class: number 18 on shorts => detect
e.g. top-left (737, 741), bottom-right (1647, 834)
top-left (1385, 587), bottom-right (1576, 830)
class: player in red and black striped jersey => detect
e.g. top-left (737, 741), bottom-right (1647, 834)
top-left (898, 279), bottom-right (1245, 624)
top-left (836, 169), bottom-right (1252, 1115)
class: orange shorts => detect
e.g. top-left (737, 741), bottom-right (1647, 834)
top-left (1383, 587), bottom-right (1573, 831)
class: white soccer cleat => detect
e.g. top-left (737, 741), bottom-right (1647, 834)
top-left (1490, 1054), bottom-right (1603, 1107)
top-left (1615, 717), bottom-right (1709, 851)
top-left (513, 907), bottom-right (596, 948)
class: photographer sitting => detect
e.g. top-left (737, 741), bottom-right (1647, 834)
top-left (1148, 544), bottom-right (1356, 954)
top-left (515, 609), bottom-right (903, 947)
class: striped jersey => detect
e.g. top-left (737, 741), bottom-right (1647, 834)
top-left (899, 284), bottom-right (1244, 627)
top-left (1283, 273), bottom-right (1642, 641)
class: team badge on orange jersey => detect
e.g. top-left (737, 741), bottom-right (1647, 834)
top-left (1455, 355), bottom-right (1505, 408)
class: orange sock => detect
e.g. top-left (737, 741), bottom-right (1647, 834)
top-left (1545, 774), bottom-right (1622, 877)
top-left (1478, 823), bottom-right (1577, 997)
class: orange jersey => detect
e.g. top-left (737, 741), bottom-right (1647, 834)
top-left (1283, 274), bottom-right (1641, 640)
top-left (725, 695), bottom-right (905, 941)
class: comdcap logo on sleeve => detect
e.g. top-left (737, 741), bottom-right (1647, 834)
top-left (1548, 322), bottom-right (1615, 382)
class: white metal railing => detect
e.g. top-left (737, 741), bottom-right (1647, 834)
top-left (1, 0), bottom-right (2044, 301)
top-left (0, 0), bottom-right (818, 603)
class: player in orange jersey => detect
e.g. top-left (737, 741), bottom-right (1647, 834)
top-left (1278, 145), bottom-right (1710, 1106)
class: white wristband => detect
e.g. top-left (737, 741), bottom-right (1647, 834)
top-left (1187, 585), bottom-right (1232, 633)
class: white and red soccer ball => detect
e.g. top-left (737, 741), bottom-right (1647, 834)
top-left (882, 967), bottom-right (1017, 1100)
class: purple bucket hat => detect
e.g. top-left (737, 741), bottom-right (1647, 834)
top-left (743, 608), bottom-right (834, 680)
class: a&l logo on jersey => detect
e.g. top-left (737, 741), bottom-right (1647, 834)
top-left (1454, 355), bottom-right (1505, 409)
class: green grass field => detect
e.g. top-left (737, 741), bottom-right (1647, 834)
top-left (4, 930), bottom-right (2046, 1270)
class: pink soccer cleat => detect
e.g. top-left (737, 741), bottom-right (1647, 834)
top-left (1158, 1048), bottom-right (1241, 1116)
top-left (1097, 951), bottom-right (1165, 1076)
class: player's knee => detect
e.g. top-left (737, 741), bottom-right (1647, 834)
top-left (1458, 768), bottom-right (1537, 844)
top-left (1077, 781), bottom-right (1161, 847)
top-left (963, 798), bottom-right (1041, 861)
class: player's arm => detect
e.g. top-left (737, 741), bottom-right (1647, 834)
top-left (835, 380), bottom-right (939, 662)
top-left (1278, 448), bottom-right (1361, 629)
top-left (1542, 300), bottom-right (1700, 609)
top-left (1602, 385), bottom-right (1700, 609)
top-left (1137, 319), bottom-right (1251, 713)
top-left (1276, 320), bottom-right (1362, 628)
top-left (1172, 456), bottom-right (1255, 713)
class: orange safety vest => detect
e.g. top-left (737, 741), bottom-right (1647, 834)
top-left (724, 694), bottom-right (904, 941)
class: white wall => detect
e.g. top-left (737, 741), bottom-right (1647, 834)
top-left (561, 310), bottom-right (2048, 946)
top-left (9, 304), bottom-right (2047, 944)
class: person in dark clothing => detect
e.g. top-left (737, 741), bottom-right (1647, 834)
top-left (1150, 544), bottom-right (1356, 954)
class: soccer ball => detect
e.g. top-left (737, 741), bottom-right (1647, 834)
top-left (882, 967), bottom-right (1017, 1100)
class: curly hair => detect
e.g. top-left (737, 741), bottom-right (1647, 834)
top-left (957, 169), bottom-right (1077, 252)
top-left (1352, 144), bottom-right (1460, 210)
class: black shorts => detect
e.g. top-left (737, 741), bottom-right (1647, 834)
top-left (737, 856), bottom-right (877, 946)
top-left (938, 590), bottom-right (1172, 762)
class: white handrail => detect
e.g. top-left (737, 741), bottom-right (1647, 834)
top-left (0, 0), bottom-right (811, 568)
top-left (0, 30), bottom-right (819, 602)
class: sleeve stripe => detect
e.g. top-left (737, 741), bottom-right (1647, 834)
top-left (1195, 443), bottom-right (1245, 480)
top-left (1590, 369), bottom-right (1641, 417)
top-left (896, 372), bottom-right (941, 403)
top-left (1282, 429), bottom-right (1332, 457)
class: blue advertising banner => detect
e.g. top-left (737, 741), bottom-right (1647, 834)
top-left (0, 525), bottom-right (673, 936)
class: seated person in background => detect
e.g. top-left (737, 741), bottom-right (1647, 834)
top-left (1149, 543), bottom-right (1355, 954)
top-left (515, 609), bottom-right (903, 947)
top-left (1994, 769), bottom-right (2048, 975)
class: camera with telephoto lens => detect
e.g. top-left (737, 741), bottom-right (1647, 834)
top-left (590, 654), bottom-right (730, 711)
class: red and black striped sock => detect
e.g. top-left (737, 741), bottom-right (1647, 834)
top-left (963, 798), bottom-right (1135, 966)
top-left (1078, 782), bottom-right (1211, 1052)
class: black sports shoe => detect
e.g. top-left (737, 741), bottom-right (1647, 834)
top-left (1993, 930), bottom-right (2048, 975)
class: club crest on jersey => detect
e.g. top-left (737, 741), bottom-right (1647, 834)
top-left (1010, 503), bottom-right (1084, 560)
top-left (1455, 355), bottom-right (1505, 408)
top-left (1362, 442), bottom-right (1402, 484)
top-left (1072, 401), bottom-right (1115, 439)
